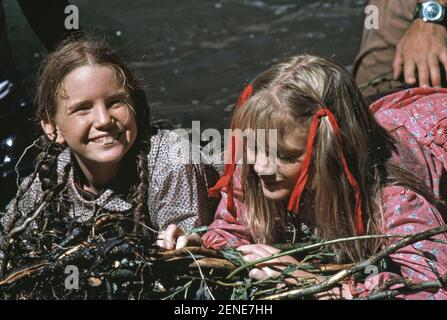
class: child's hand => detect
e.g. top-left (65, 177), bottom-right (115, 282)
top-left (156, 224), bottom-right (202, 250)
top-left (238, 244), bottom-right (352, 299)
top-left (237, 244), bottom-right (301, 280)
top-left (238, 244), bottom-right (324, 282)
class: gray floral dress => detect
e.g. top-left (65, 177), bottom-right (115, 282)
top-left (0, 130), bottom-right (221, 252)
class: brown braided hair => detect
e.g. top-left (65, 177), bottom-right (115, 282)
top-left (33, 34), bottom-right (152, 235)
top-left (2, 134), bottom-right (65, 236)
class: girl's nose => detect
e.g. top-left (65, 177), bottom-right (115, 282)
top-left (253, 151), bottom-right (276, 176)
top-left (93, 104), bottom-right (114, 129)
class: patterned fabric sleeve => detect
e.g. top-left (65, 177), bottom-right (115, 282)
top-left (350, 186), bottom-right (447, 299)
top-left (201, 166), bottom-right (253, 250)
top-left (0, 175), bottom-right (43, 251)
top-left (147, 130), bottom-right (218, 232)
top-left (372, 87), bottom-right (447, 199)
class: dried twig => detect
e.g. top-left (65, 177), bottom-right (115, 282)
top-left (188, 258), bottom-right (236, 271)
top-left (158, 247), bottom-right (221, 259)
top-left (186, 248), bottom-right (215, 300)
top-left (355, 272), bottom-right (447, 300)
top-left (262, 224), bottom-right (447, 300)
top-left (227, 233), bottom-right (406, 279)
top-left (15, 138), bottom-right (40, 189)
top-left (0, 262), bottom-right (49, 286)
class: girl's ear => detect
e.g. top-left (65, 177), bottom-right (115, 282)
top-left (40, 119), bottom-right (65, 144)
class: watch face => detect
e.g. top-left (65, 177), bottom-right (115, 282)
top-left (423, 2), bottom-right (443, 21)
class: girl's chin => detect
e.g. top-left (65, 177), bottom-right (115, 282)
top-left (261, 187), bottom-right (291, 201)
top-left (82, 147), bottom-right (128, 165)
top-left (94, 150), bottom-right (126, 162)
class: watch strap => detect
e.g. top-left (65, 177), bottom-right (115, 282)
top-left (414, 2), bottom-right (447, 26)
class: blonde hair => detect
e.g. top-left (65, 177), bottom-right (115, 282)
top-left (232, 55), bottom-right (443, 262)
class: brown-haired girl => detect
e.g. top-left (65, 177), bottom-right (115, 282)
top-left (0, 37), bottom-right (217, 274)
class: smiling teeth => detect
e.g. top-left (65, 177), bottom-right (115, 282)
top-left (93, 135), bottom-right (115, 145)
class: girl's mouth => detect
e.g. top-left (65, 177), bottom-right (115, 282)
top-left (91, 132), bottom-right (123, 145)
top-left (261, 178), bottom-right (281, 188)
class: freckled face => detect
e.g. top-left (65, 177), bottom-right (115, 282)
top-left (249, 131), bottom-right (307, 201)
top-left (52, 65), bottom-right (137, 167)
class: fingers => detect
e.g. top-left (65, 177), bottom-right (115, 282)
top-left (396, 20), bottom-right (447, 87)
top-left (416, 59), bottom-right (430, 88)
top-left (239, 247), bottom-right (276, 269)
top-left (405, 55), bottom-right (446, 87)
top-left (238, 246), bottom-right (273, 265)
top-left (156, 225), bottom-right (203, 250)
top-left (157, 224), bottom-right (183, 250)
top-left (175, 233), bottom-right (202, 249)
top-left (428, 53), bottom-right (442, 87)
top-left (156, 230), bottom-right (166, 248)
top-left (165, 224), bottom-right (182, 250)
top-left (238, 244), bottom-right (298, 273)
top-left (238, 244), bottom-right (279, 257)
top-left (439, 51), bottom-right (447, 85)
top-left (249, 267), bottom-right (278, 281)
top-left (261, 244), bottom-right (280, 255)
top-left (393, 42), bottom-right (404, 80)
top-left (403, 58), bottom-right (417, 85)
top-left (249, 268), bottom-right (267, 281)
top-left (175, 235), bottom-right (188, 250)
top-left (243, 253), bottom-right (261, 263)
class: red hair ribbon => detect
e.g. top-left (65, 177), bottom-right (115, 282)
top-left (287, 109), bottom-right (365, 235)
top-left (237, 84), bottom-right (253, 107)
top-left (208, 84), bottom-right (253, 214)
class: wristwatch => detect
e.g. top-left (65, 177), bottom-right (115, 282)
top-left (414, 1), bottom-right (447, 25)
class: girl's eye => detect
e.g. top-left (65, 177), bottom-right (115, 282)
top-left (110, 100), bottom-right (125, 108)
top-left (72, 105), bottom-right (91, 114)
top-left (278, 153), bottom-right (299, 164)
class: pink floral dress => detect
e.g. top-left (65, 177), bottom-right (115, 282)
top-left (202, 88), bottom-right (447, 299)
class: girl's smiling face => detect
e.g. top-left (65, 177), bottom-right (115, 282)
top-left (42, 64), bottom-right (137, 168)
top-left (249, 130), bottom-right (307, 201)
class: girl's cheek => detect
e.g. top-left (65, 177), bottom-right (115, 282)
top-left (281, 163), bottom-right (301, 180)
top-left (126, 118), bottom-right (138, 146)
top-left (69, 117), bottom-right (91, 133)
top-left (291, 163), bottom-right (302, 177)
top-left (115, 106), bottom-right (135, 129)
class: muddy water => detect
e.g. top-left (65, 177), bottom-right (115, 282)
top-left (5, 0), bottom-right (368, 132)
